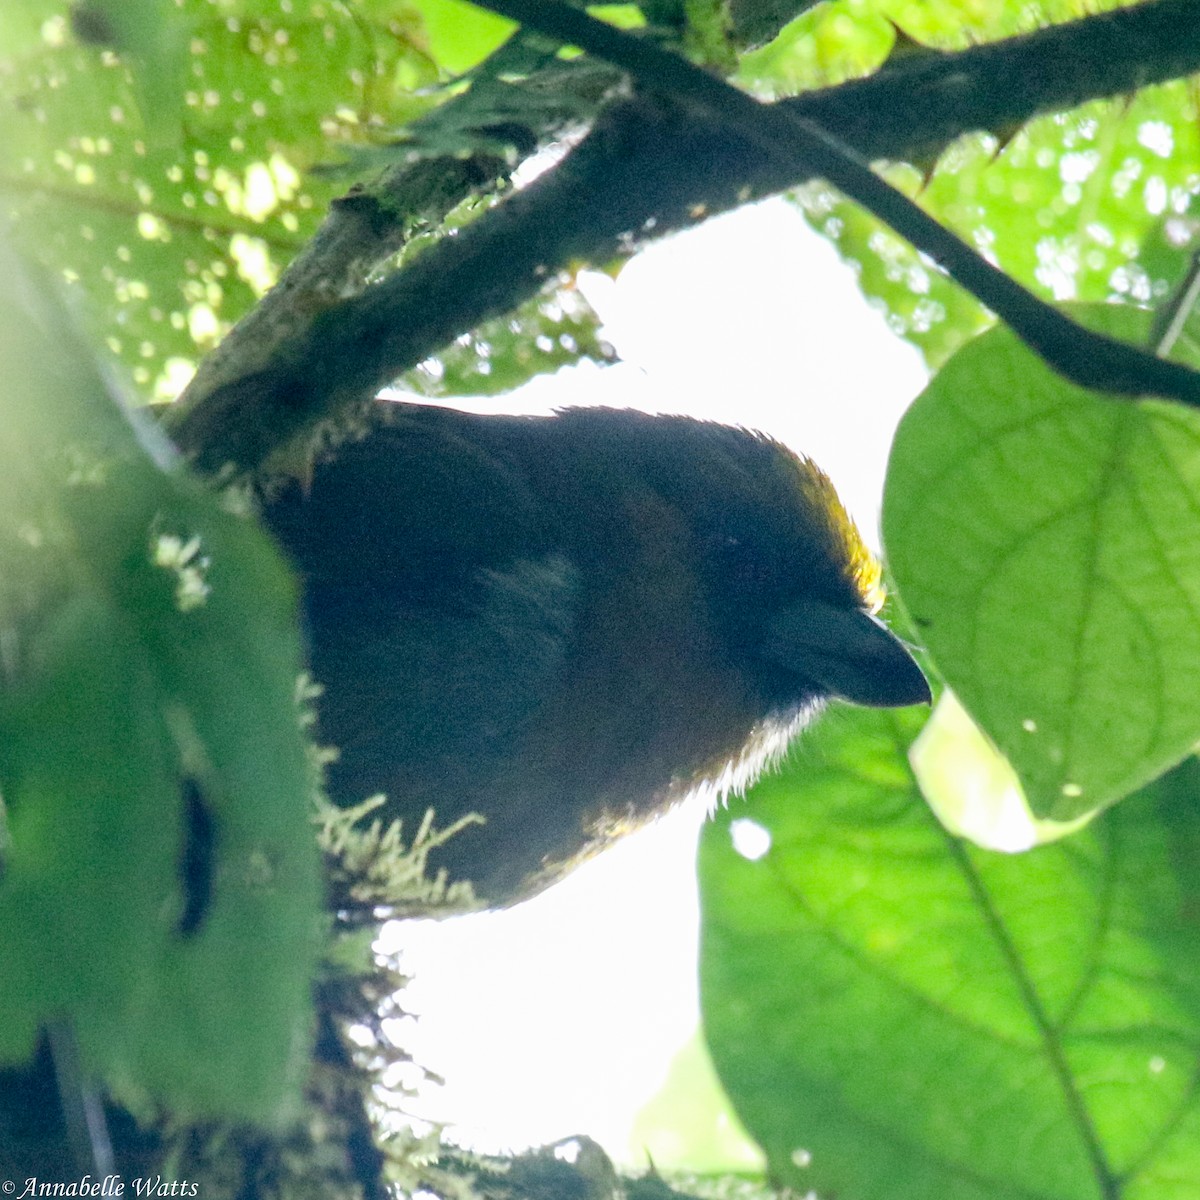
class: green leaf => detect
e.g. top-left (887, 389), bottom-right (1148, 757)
top-left (882, 304), bottom-right (1200, 823)
top-left (758, 6), bottom-right (1200, 367)
top-left (403, 284), bottom-right (615, 397)
top-left (0, 1), bottom-right (438, 400)
top-left (629, 1030), bottom-right (765, 1174)
top-left (68, 0), bottom-right (190, 143)
top-left (910, 691), bottom-right (1092, 851)
top-left (699, 707), bottom-right (1200, 1200)
top-left (337, 29), bottom-right (619, 172)
top-left (0, 240), bottom-right (320, 1120)
top-left (410, 0), bottom-right (517, 75)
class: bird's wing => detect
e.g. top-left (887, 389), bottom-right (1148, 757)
top-left (262, 407), bottom-right (582, 822)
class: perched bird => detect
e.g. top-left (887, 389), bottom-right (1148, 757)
top-left (262, 403), bottom-right (929, 905)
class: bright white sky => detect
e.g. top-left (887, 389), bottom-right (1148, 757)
top-left (377, 196), bottom-right (927, 1166)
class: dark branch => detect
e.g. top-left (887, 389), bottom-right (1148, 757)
top-left (469, 0), bottom-right (1200, 407)
top-left (167, 0), bottom-right (1200, 475)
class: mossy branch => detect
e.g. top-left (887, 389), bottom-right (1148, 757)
top-left (166, 0), bottom-right (1200, 476)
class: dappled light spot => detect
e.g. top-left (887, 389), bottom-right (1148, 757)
top-left (729, 818), bottom-right (771, 862)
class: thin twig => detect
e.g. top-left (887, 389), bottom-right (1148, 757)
top-left (1152, 250), bottom-right (1200, 356)
top-left (48, 1022), bottom-right (114, 1177)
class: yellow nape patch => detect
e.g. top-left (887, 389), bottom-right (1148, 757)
top-left (792, 456), bottom-right (885, 612)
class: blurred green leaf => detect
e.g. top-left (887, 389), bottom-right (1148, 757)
top-left (68, 0), bottom-right (190, 142)
top-left (364, 35), bottom-right (618, 165)
top-left (700, 706), bottom-right (1200, 1199)
top-left (0, 1), bottom-right (439, 401)
top-left (629, 1030), bottom-right (764, 1174)
top-left (404, 284), bottom-right (615, 397)
top-left (589, 5), bottom-right (648, 32)
top-left (883, 304), bottom-right (1200, 823)
top-left (0, 239), bottom-right (320, 1120)
top-left (744, 4), bottom-right (1200, 366)
top-left (0, 0), bottom-right (618, 408)
top-left (737, 0), bottom-right (1092, 102)
top-left (410, 0), bottom-right (516, 75)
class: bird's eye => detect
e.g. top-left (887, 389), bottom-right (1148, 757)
top-left (705, 530), bottom-right (772, 595)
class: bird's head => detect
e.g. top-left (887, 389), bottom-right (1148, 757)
top-left (546, 408), bottom-right (930, 724)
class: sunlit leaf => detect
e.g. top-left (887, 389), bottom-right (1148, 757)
top-left (0, 1), bottom-right (437, 400)
top-left (910, 691), bottom-right (1091, 851)
top-left (883, 304), bottom-right (1200, 822)
top-left (629, 1030), bottom-right (764, 1174)
top-left (700, 707), bottom-right (1200, 1199)
top-left (409, 0), bottom-right (516, 75)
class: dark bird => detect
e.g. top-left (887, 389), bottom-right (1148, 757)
top-left (261, 403), bottom-right (929, 905)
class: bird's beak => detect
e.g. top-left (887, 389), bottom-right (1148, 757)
top-left (766, 598), bottom-right (932, 708)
